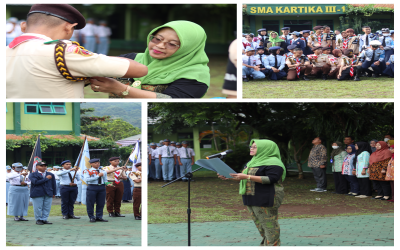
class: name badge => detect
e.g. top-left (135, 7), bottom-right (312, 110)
top-left (330, 158), bottom-right (333, 163)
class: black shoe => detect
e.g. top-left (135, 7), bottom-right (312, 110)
top-left (302, 75), bottom-right (310, 81)
top-left (36, 220), bottom-right (44, 225)
top-left (135, 216), bottom-right (142, 220)
top-left (19, 217), bottom-right (29, 221)
top-left (322, 74), bottom-right (327, 80)
top-left (42, 220), bottom-right (52, 224)
top-left (380, 197), bottom-right (390, 200)
top-left (243, 78), bottom-right (249, 82)
top-left (164, 180), bottom-right (168, 182)
top-left (109, 212), bottom-right (116, 217)
top-left (14, 217), bottom-right (20, 221)
top-left (115, 212), bottom-right (125, 217)
top-left (63, 215), bottom-right (69, 219)
top-left (96, 218), bottom-right (108, 222)
top-left (90, 218), bottom-right (96, 223)
top-left (68, 215), bottom-right (80, 219)
top-left (354, 76), bottom-right (361, 81)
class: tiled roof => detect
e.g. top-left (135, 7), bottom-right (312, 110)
top-left (6, 134), bottom-right (100, 141)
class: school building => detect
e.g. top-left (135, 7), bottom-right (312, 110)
top-left (6, 102), bottom-right (100, 166)
top-left (243, 4), bottom-right (394, 34)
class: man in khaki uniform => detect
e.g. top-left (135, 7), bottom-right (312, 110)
top-left (286, 48), bottom-right (312, 81)
top-left (336, 31), bottom-right (350, 52)
top-left (308, 46), bottom-right (331, 80)
top-left (346, 28), bottom-right (360, 56)
top-left (104, 157), bottom-right (127, 217)
top-left (310, 26), bottom-right (331, 48)
top-left (6, 4), bottom-right (148, 99)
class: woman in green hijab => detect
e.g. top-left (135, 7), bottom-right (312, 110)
top-left (89, 20), bottom-right (210, 98)
top-left (218, 139), bottom-right (285, 246)
top-left (266, 31), bottom-right (285, 50)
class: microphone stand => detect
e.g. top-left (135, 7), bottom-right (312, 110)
top-left (161, 154), bottom-right (226, 246)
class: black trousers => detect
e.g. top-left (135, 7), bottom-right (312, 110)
top-left (333, 172), bottom-right (347, 194)
top-left (357, 178), bottom-right (372, 196)
top-left (311, 167), bottom-right (327, 189)
top-left (60, 185), bottom-right (78, 215)
top-left (86, 184), bottom-right (106, 219)
top-left (338, 66), bottom-right (362, 80)
top-left (372, 180), bottom-right (391, 197)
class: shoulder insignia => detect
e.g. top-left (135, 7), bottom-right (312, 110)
top-left (67, 44), bottom-right (94, 57)
top-left (53, 40), bottom-right (89, 83)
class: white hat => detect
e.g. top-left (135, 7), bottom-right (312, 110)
top-left (370, 40), bottom-right (381, 46)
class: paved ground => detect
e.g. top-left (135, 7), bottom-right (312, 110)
top-left (148, 213), bottom-right (394, 246)
top-left (6, 214), bottom-right (141, 246)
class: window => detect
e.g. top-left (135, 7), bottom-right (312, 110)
top-left (24, 102), bottom-right (66, 115)
top-left (283, 20), bottom-right (313, 32)
top-left (262, 20), bottom-right (280, 34)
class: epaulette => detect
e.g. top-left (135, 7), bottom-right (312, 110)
top-left (49, 40), bottom-right (90, 83)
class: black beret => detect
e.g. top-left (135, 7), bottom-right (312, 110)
top-left (312, 46), bottom-right (323, 51)
top-left (321, 46), bottom-right (331, 51)
top-left (281, 27), bottom-right (290, 30)
top-left (28, 4), bottom-right (86, 30)
top-left (109, 157), bottom-right (120, 162)
top-left (343, 49), bottom-right (354, 56)
top-left (37, 162), bottom-right (47, 166)
top-left (89, 158), bottom-right (100, 163)
top-left (313, 26), bottom-right (324, 30)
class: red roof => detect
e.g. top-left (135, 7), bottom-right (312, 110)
top-left (6, 134), bottom-right (100, 141)
top-left (351, 4), bottom-right (394, 9)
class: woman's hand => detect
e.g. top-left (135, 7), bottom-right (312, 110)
top-left (230, 173), bottom-right (249, 180)
top-left (367, 169), bottom-right (370, 175)
top-left (352, 169), bottom-right (356, 175)
top-left (217, 173), bottom-right (228, 180)
top-left (361, 169), bottom-right (366, 175)
top-left (381, 169), bottom-right (386, 174)
top-left (90, 77), bottom-right (127, 95)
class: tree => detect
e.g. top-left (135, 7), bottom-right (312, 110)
top-left (81, 119), bottom-right (140, 141)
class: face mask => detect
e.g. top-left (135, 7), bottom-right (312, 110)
top-left (383, 33), bottom-right (389, 37)
top-left (384, 138), bottom-right (390, 142)
top-left (332, 146), bottom-right (339, 149)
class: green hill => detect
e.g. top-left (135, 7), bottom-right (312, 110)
top-left (80, 102), bottom-right (141, 128)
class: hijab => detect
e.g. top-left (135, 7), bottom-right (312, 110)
top-left (353, 142), bottom-right (372, 167)
top-left (134, 21), bottom-right (210, 87)
top-left (346, 144), bottom-right (356, 156)
top-left (370, 139), bottom-right (378, 152)
top-left (268, 31), bottom-right (284, 47)
top-left (369, 141), bottom-right (392, 165)
top-left (330, 141), bottom-right (344, 164)
top-left (239, 139), bottom-right (286, 195)
top-left (388, 140), bottom-right (394, 146)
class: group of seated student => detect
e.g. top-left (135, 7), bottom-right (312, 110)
top-left (242, 25), bottom-right (394, 81)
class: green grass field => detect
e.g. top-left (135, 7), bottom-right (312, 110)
top-left (83, 49), bottom-right (227, 98)
top-left (148, 171), bottom-right (394, 224)
top-left (6, 203), bottom-right (134, 219)
top-left (243, 76), bottom-right (394, 99)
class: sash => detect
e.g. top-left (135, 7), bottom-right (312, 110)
top-left (295, 57), bottom-right (301, 78)
top-left (114, 170), bottom-right (121, 184)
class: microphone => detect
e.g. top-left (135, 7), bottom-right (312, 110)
top-left (206, 149), bottom-right (233, 159)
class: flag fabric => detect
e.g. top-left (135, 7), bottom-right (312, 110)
top-left (74, 137), bottom-right (90, 205)
top-left (129, 140), bottom-right (141, 172)
top-left (27, 135), bottom-right (42, 173)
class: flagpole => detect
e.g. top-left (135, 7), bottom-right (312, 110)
top-left (28, 134), bottom-right (41, 172)
top-left (73, 136), bottom-right (87, 180)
